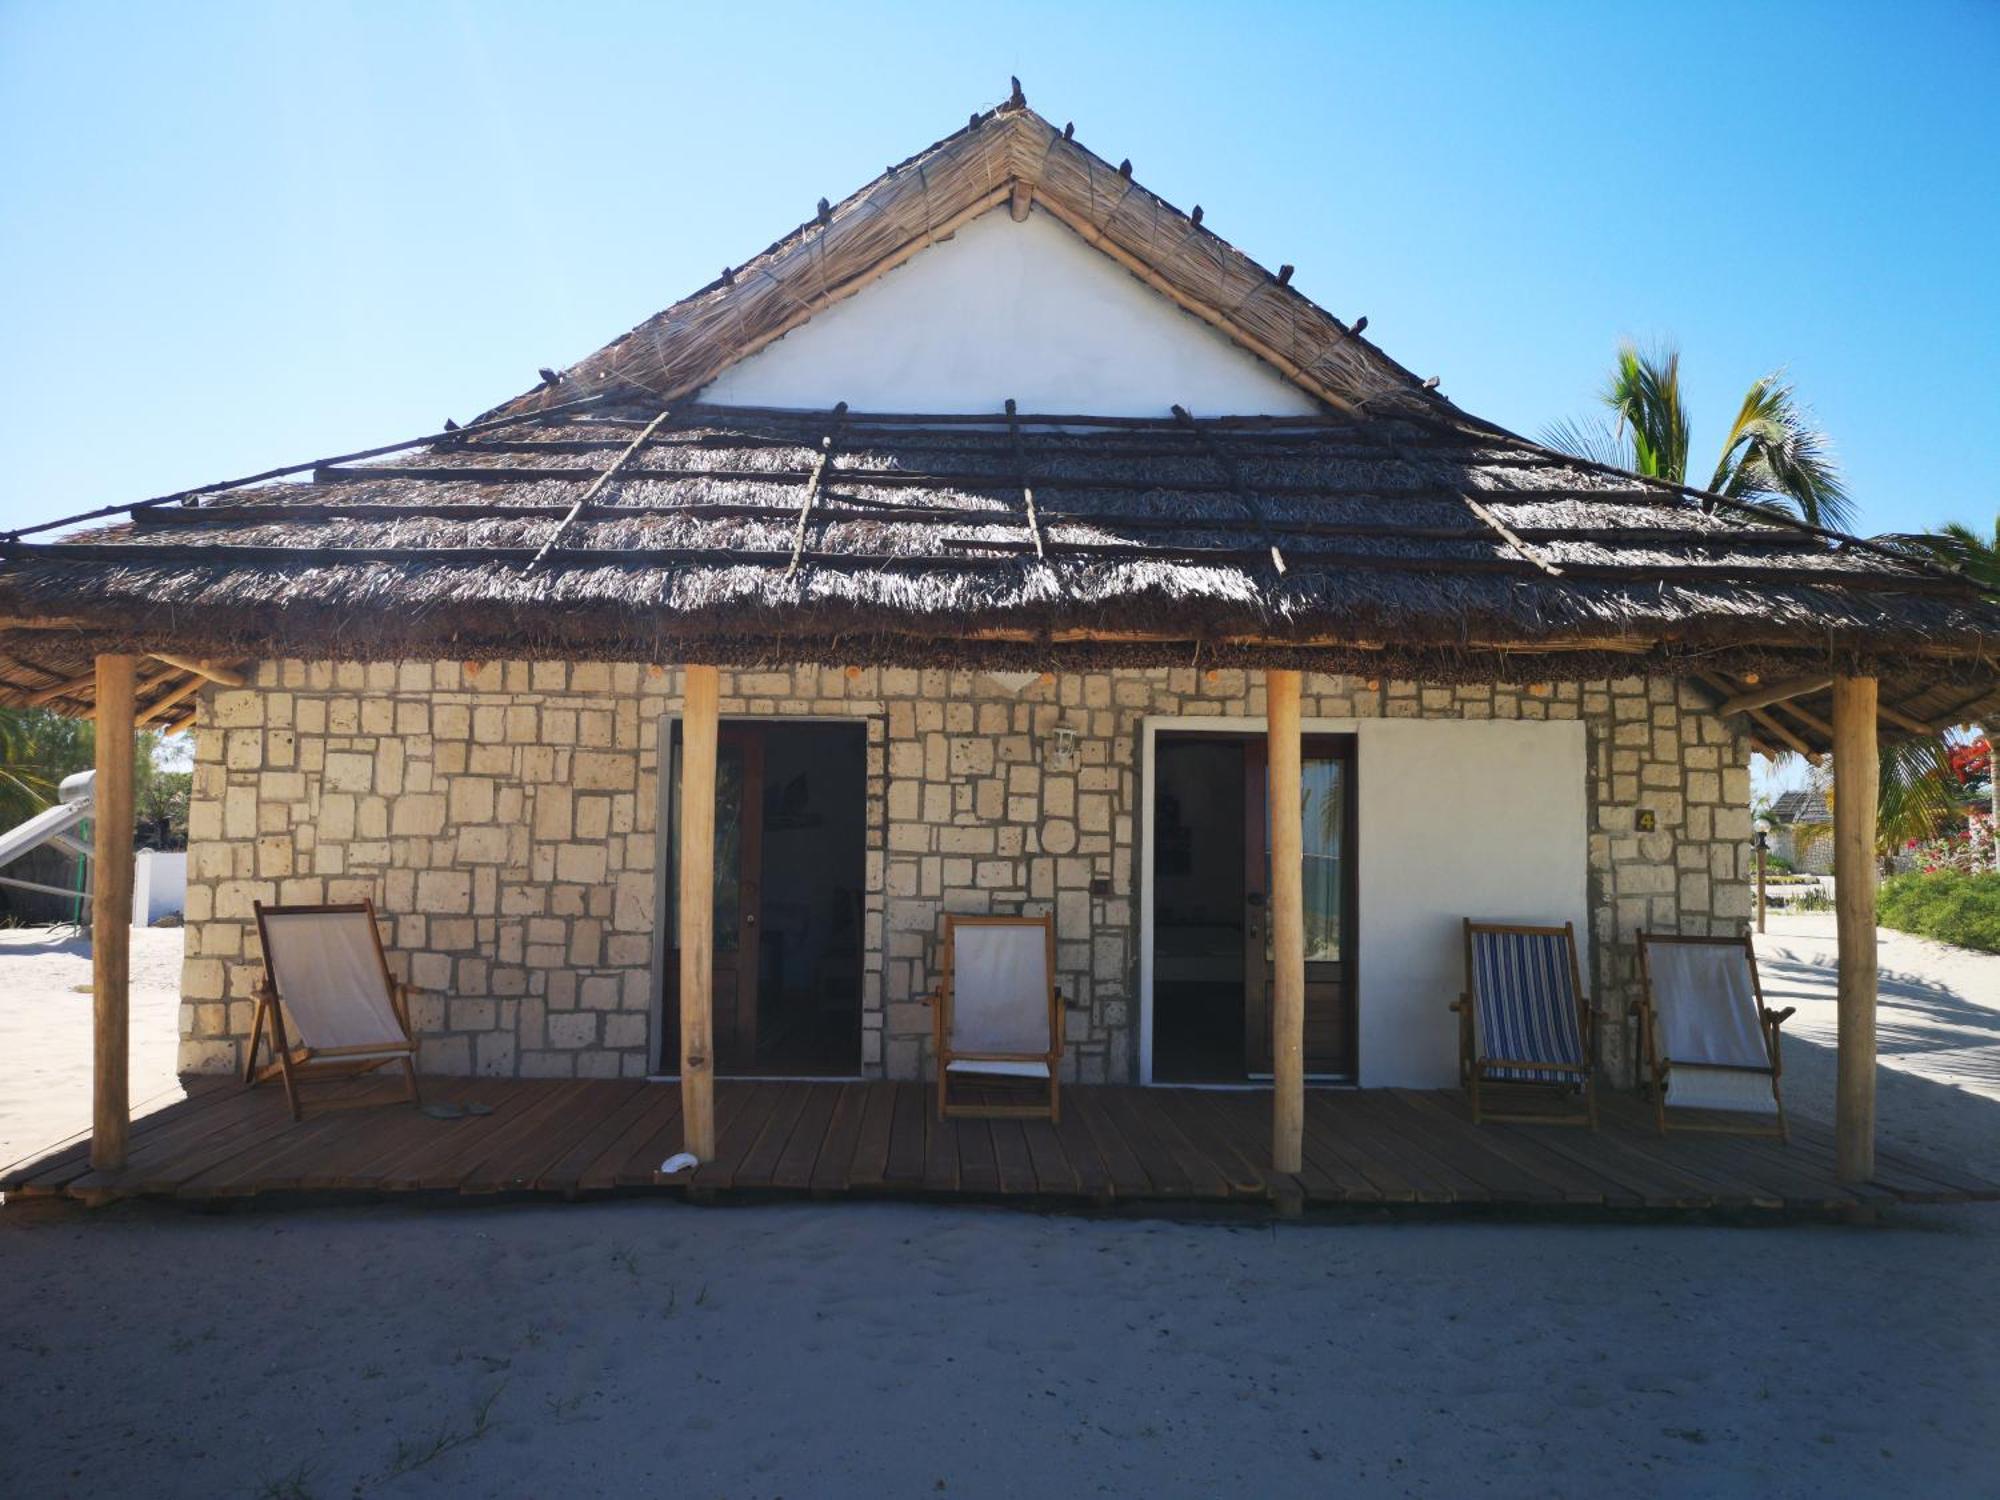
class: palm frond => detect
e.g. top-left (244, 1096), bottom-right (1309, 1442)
top-left (1601, 342), bottom-right (1691, 485)
top-left (1883, 515), bottom-right (2000, 594)
top-left (1538, 413), bottom-right (1633, 469)
top-left (1709, 372), bottom-right (1854, 531)
top-left (1876, 734), bottom-right (1966, 852)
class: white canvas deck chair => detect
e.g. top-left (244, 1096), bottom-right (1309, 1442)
top-left (244, 899), bottom-right (422, 1120)
top-left (1635, 932), bottom-right (1794, 1139)
top-left (1453, 920), bottom-right (1598, 1128)
top-left (926, 914), bottom-right (1063, 1122)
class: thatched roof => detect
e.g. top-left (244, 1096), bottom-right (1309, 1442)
top-left (3, 90), bottom-right (1996, 756)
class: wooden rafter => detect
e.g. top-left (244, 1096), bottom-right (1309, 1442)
top-left (148, 653), bottom-right (244, 687)
top-left (1716, 674), bottom-right (1834, 717)
top-left (522, 406), bottom-right (676, 574)
top-left (783, 403), bottom-right (849, 580)
top-left (1173, 406), bottom-right (1285, 574)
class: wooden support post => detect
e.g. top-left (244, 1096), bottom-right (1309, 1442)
top-left (91, 654), bottom-right (137, 1171)
top-left (1832, 675), bottom-right (1879, 1184)
top-left (1266, 668), bottom-right (1305, 1174)
top-left (677, 665), bottom-right (720, 1161)
top-left (1755, 829), bottom-right (1768, 935)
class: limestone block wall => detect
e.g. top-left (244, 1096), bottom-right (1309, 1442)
top-left (179, 662), bottom-right (1750, 1085)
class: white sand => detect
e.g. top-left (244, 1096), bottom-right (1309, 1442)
top-left (0, 925), bottom-right (185, 1170)
top-left (1, 923), bottom-right (1996, 1497)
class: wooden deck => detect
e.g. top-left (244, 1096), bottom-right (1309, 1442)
top-left (5, 1076), bottom-right (1996, 1218)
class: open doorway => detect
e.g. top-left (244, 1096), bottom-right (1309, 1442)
top-left (662, 720), bottom-right (866, 1075)
top-left (1150, 731), bottom-right (1357, 1083)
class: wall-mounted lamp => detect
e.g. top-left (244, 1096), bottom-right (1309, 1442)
top-left (1045, 725), bottom-right (1079, 772)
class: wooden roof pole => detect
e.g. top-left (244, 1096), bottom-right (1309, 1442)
top-left (523, 406), bottom-right (676, 574)
top-left (1266, 668), bottom-right (1305, 1176)
top-left (1002, 400), bottom-right (1047, 561)
top-left (783, 403), bottom-right (849, 580)
top-left (677, 665), bottom-right (720, 1161)
top-left (91, 654), bottom-right (136, 1171)
top-left (6, 391), bottom-right (620, 542)
top-left (1175, 406), bottom-right (1285, 574)
top-left (1832, 676), bottom-right (1879, 1184)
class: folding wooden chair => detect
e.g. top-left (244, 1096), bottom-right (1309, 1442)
top-left (1635, 932), bottom-right (1794, 1140)
top-left (925, 914), bottom-right (1063, 1122)
top-left (244, 899), bottom-right (422, 1120)
top-left (1453, 919), bottom-right (1598, 1127)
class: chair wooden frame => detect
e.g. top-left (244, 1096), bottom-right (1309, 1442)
top-left (245, 899), bottom-right (422, 1121)
top-left (1634, 931), bottom-right (1794, 1141)
top-left (1452, 919), bottom-right (1599, 1128)
top-left (924, 914), bottom-right (1063, 1122)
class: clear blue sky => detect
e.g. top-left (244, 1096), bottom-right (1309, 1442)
top-left (2, 1), bottom-right (1995, 543)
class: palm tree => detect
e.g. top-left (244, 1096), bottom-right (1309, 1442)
top-left (1544, 342), bottom-right (1855, 531)
top-left (1890, 514), bottom-right (2000, 866)
top-left (0, 708), bottom-right (94, 829)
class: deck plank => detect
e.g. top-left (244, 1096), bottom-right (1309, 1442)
top-left (988, 1118), bottom-right (1038, 1195)
top-left (462, 1082), bottom-right (629, 1194)
top-left (531, 1083), bottom-right (673, 1192)
top-left (883, 1081), bottom-right (927, 1187)
top-left (1018, 1115), bottom-right (1079, 1197)
top-left (808, 1084), bottom-right (869, 1194)
top-left (772, 1084), bottom-right (842, 1191)
top-left (845, 1081), bottom-right (898, 1190)
top-left (1066, 1087), bottom-right (1151, 1198)
top-left (1049, 1093), bottom-right (1111, 1198)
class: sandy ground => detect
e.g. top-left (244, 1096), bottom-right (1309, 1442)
top-left (0, 923), bottom-right (1995, 1498)
top-left (0, 925), bottom-right (185, 1170)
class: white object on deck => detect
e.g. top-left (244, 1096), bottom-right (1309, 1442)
top-left (658, 1151), bottom-right (700, 1175)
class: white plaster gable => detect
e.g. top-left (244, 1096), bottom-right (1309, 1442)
top-left (697, 208), bottom-right (1321, 417)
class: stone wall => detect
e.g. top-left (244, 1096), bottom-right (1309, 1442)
top-left (180, 662), bottom-right (1751, 1084)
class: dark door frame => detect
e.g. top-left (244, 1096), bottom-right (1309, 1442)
top-left (1139, 718), bottom-right (1361, 1085)
top-left (650, 714), bottom-right (868, 1078)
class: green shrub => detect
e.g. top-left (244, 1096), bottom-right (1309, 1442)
top-left (1877, 871), bottom-right (2000, 954)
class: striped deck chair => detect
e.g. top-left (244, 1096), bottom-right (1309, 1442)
top-left (244, 899), bottom-right (422, 1121)
top-left (1453, 920), bottom-right (1598, 1127)
top-left (1635, 932), bottom-right (1794, 1140)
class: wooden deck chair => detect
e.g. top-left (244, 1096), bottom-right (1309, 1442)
top-left (244, 899), bottom-right (422, 1120)
top-left (1635, 932), bottom-right (1794, 1140)
top-left (1452, 920), bottom-right (1598, 1127)
top-left (925, 914), bottom-right (1063, 1122)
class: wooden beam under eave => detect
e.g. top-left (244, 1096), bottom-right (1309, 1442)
top-left (1266, 668), bottom-right (1305, 1175)
top-left (1716, 674), bottom-right (1834, 717)
top-left (1831, 677), bottom-right (1879, 1184)
top-left (1741, 702), bottom-right (1816, 760)
top-left (135, 671), bottom-right (207, 727)
top-left (148, 653), bottom-right (246, 687)
top-left (91, 655), bottom-right (137, 1171)
top-left (677, 665), bottom-right (720, 1161)
top-left (1009, 180), bottom-right (1033, 222)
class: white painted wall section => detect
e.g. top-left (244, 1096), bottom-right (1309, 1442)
top-left (1354, 719), bottom-right (1589, 1087)
top-left (698, 208), bottom-right (1321, 418)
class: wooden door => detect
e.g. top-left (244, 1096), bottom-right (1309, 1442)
top-left (1243, 735), bottom-right (1356, 1077)
top-left (669, 723), bottom-right (764, 1073)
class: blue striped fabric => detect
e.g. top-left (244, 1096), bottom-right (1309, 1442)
top-left (1469, 929), bottom-right (1585, 1083)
